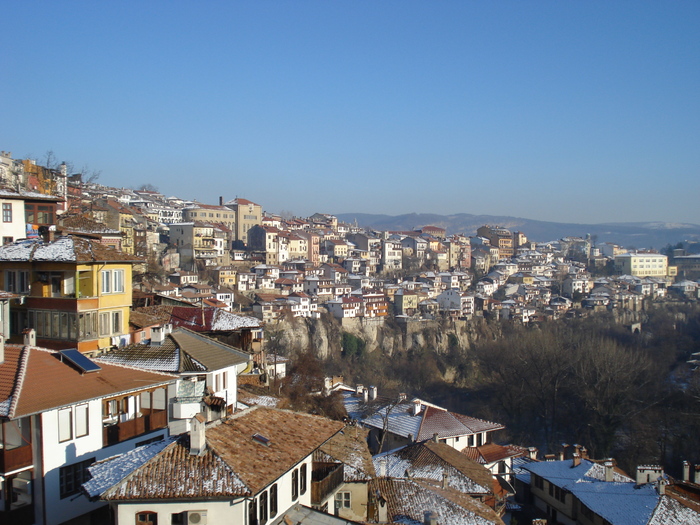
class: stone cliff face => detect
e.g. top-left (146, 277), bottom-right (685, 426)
top-left (265, 314), bottom-right (501, 359)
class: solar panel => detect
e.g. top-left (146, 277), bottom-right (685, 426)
top-left (59, 349), bottom-right (102, 373)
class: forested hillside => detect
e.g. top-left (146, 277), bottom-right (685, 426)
top-left (271, 305), bottom-right (700, 476)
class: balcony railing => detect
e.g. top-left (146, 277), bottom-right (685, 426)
top-left (311, 462), bottom-right (344, 505)
top-left (0, 444), bottom-right (33, 473)
top-left (102, 409), bottom-right (167, 447)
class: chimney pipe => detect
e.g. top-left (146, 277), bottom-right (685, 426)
top-left (219, 196), bottom-right (223, 206)
top-left (433, 433), bottom-right (439, 443)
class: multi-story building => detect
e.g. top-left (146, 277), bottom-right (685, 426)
top-left (476, 226), bottom-right (514, 259)
top-left (182, 202), bottom-right (236, 233)
top-left (0, 189), bottom-right (62, 245)
top-left (614, 252), bottom-right (675, 278)
top-left (0, 335), bottom-right (176, 525)
top-left (224, 198), bottom-right (263, 246)
top-left (0, 235), bottom-right (138, 353)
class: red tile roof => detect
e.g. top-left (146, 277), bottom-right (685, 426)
top-left (0, 345), bottom-right (175, 418)
top-left (102, 407), bottom-right (344, 500)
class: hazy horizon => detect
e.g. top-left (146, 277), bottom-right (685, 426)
top-left (3, 2), bottom-right (698, 224)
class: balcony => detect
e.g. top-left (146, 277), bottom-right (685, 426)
top-left (0, 444), bottom-right (33, 473)
top-left (311, 461), bottom-right (344, 505)
top-left (103, 409), bottom-right (167, 447)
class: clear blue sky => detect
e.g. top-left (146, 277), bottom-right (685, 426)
top-left (2, 1), bottom-right (699, 224)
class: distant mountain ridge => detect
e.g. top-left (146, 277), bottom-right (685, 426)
top-left (336, 212), bottom-right (700, 249)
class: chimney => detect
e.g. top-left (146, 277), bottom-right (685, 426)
top-left (658, 478), bottom-right (667, 495)
top-left (424, 511), bottom-right (438, 525)
top-left (528, 447), bottom-right (538, 460)
top-left (189, 414), bottom-right (206, 456)
top-left (323, 377), bottom-right (332, 396)
top-left (580, 446), bottom-right (589, 459)
top-left (23, 328), bottom-right (36, 347)
top-left (683, 461), bottom-right (691, 482)
top-left (363, 388), bottom-right (369, 403)
top-left (636, 465), bottom-right (663, 486)
top-left (693, 465), bottom-right (700, 485)
top-left (545, 454), bottom-right (556, 462)
top-left (442, 471), bottom-right (449, 489)
top-left (412, 401), bottom-right (422, 416)
top-left (369, 385), bottom-right (377, 400)
top-left (0, 335), bottom-right (4, 364)
top-left (151, 324), bottom-right (171, 345)
top-left (219, 196), bottom-right (223, 206)
top-left (572, 453), bottom-right (581, 467)
top-left (376, 494), bottom-right (388, 523)
top-left (356, 384), bottom-right (364, 396)
top-left (558, 451), bottom-right (565, 461)
top-left (604, 460), bottom-right (614, 482)
top-left (433, 433), bottom-right (439, 443)
top-left (379, 457), bottom-right (387, 477)
top-left (41, 228), bottom-right (56, 243)
top-left (398, 392), bottom-right (407, 402)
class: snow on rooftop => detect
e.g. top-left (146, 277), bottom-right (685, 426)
top-left (83, 437), bottom-right (176, 498)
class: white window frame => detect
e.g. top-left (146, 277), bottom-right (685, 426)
top-left (58, 407), bottom-right (73, 442)
top-left (101, 269), bottom-right (125, 294)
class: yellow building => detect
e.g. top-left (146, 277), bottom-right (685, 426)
top-left (0, 235), bottom-right (139, 353)
top-left (225, 198), bottom-right (263, 246)
top-left (614, 252), bottom-right (670, 278)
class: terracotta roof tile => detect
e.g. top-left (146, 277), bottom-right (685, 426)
top-left (208, 407), bottom-right (344, 494)
top-left (317, 427), bottom-right (375, 481)
top-left (2, 345), bottom-right (175, 418)
top-left (370, 478), bottom-right (503, 525)
top-left (103, 435), bottom-right (249, 500)
top-left (101, 407), bottom-right (344, 501)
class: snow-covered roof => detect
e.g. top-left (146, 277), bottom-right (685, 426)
top-left (83, 437), bottom-right (177, 498)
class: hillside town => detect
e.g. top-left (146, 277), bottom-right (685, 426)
top-left (1, 151), bottom-right (700, 525)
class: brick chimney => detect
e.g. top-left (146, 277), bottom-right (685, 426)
top-left (572, 453), bottom-right (581, 468)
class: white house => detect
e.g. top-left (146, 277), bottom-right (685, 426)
top-left (84, 407), bottom-right (345, 525)
top-left (97, 325), bottom-right (250, 434)
top-left (0, 336), bottom-right (176, 525)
